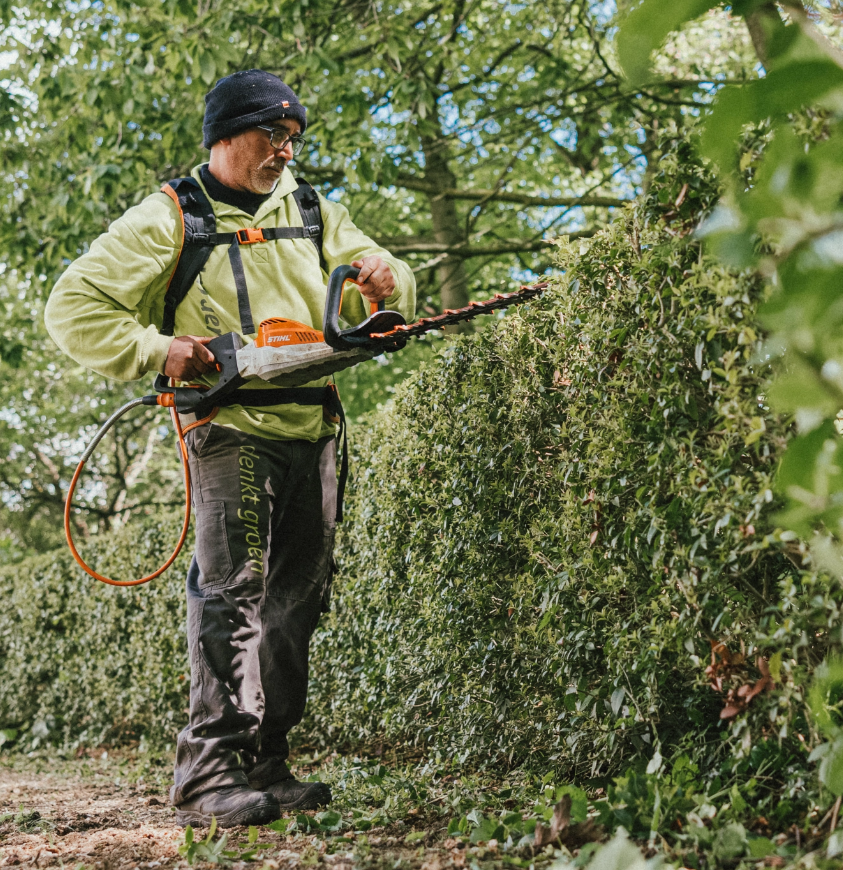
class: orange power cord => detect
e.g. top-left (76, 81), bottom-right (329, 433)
top-left (64, 395), bottom-right (193, 587)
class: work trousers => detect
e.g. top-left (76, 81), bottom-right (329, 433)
top-left (170, 422), bottom-right (336, 805)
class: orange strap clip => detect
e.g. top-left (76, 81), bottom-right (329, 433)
top-left (236, 227), bottom-right (266, 245)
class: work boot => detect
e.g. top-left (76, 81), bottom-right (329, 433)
top-left (175, 785), bottom-right (280, 828)
top-left (263, 777), bottom-right (332, 810)
top-left (248, 758), bottom-right (332, 810)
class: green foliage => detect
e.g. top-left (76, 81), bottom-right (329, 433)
top-left (700, 64), bottom-right (843, 175)
top-left (617, 0), bottom-right (843, 818)
top-left (616, 0), bottom-right (719, 84)
top-left (0, 0), bottom-right (763, 560)
top-left (306, 139), bottom-right (812, 784)
top-left (267, 810), bottom-right (344, 835)
top-left (616, 0), bottom-right (843, 563)
top-left (808, 657), bottom-right (843, 796)
top-left (554, 830), bottom-right (659, 870)
top-left (178, 819), bottom-right (268, 865)
top-left (334, 335), bottom-right (444, 424)
top-left (0, 808), bottom-right (53, 834)
top-left (0, 512), bottom-right (191, 748)
top-left (1, 137), bottom-right (840, 848)
top-left (448, 782), bottom-right (588, 850)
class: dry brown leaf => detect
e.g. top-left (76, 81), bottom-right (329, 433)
top-left (558, 820), bottom-right (605, 849)
top-left (534, 795), bottom-right (572, 849)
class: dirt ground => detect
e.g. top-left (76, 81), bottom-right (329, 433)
top-left (0, 755), bottom-right (461, 870)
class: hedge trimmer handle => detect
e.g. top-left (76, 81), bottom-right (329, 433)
top-left (323, 264), bottom-right (359, 348)
top-left (322, 265), bottom-right (547, 352)
top-left (323, 265), bottom-right (405, 350)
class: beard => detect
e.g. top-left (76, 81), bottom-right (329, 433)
top-left (248, 156), bottom-right (288, 194)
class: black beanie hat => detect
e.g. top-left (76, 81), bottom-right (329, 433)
top-left (202, 70), bottom-right (307, 149)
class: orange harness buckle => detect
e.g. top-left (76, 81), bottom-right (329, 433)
top-left (236, 227), bottom-right (266, 245)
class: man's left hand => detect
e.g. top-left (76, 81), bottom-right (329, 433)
top-left (351, 256), bottom-right (395, 304)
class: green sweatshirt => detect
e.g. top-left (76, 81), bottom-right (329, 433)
top-left (45, 166), bottom-right (416, 442)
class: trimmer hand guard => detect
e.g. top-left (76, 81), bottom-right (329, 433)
top-left (322, 264), bottom-right (407, 351)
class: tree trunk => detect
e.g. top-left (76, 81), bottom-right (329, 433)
top-left (421, 135), bottom-right (471, 332)
top-left (744, 1), bottom-right (785, 68)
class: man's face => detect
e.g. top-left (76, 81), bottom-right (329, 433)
top-left (224, 119), bottom-right (302, 194)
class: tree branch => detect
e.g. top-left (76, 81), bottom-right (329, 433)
top-left (299, 165), bottom-right (629, 208)
top-left (744, 1), bottom-right (787, 68)
top-left (295, 165), bottom-right (347, 190)
top-left (393, 174), bottom-right (628, 207)
top-left (379, 229), bottom-right (595, 257)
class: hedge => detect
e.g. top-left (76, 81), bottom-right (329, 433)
top-left (304, 140), bottom-right (817, 795)
top-left (1, 140), bottom-right (837, 818)
top-left (0, 519), bottom-right (190, 749)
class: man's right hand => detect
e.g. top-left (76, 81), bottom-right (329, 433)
top-left (163, 335), bottom-right (217, 380)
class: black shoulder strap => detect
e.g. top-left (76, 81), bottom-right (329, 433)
top-left (160, 176), bottom-right (326, 338)
top-left (293, 177), bottom-right (326, 273)
top-left (160, 177), bottom-right (218, 337)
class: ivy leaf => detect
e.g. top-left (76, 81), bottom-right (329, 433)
top-left (267, 818), bottom-right (289, 834)
top-left (712, 823), bottom-right (747, 861)
top-left (316, 809), bottom-right (343, 831)
top-left (616, 0), bottom-right (719, 84)
top-left (610, 687), bottom-right (625, 717)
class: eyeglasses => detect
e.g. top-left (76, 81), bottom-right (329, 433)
top-left (255, 126), bottom-right (307, 155)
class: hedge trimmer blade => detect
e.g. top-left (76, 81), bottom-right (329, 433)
top-left (367, 281), bottom-right (549, 346)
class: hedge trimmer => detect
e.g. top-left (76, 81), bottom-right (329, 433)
top-left (146, 265), bottom-right (548, 418)
top-left (65, 264), bottom-right (548, 586)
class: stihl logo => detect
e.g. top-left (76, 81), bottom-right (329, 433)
top-left (268, 336), bottom-right (292, 343)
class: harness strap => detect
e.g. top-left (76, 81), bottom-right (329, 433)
top-left (293, 179), bottom-right (327, 273)
top-left (195, 227), bottom-right (321, 245)
top-left (227, 241), bottom-right (256, 335)
top-left (323, 385), bottom-right (348, 523)
top-left (160, 178), bottom-right (218, 337)
top-left (214, 386), bottom-right (329, 407)
top-left (160, 177), bottom-right (325, 337)
top-left (225, 227), bottom-right (321, 335)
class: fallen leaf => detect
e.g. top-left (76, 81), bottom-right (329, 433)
top-left (534, 795), bottom-right (571, 848)
top-left (558, 820), bottom-right (605, 849)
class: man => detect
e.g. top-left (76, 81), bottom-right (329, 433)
top-left (45, 70), bottom-right (416, 828)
